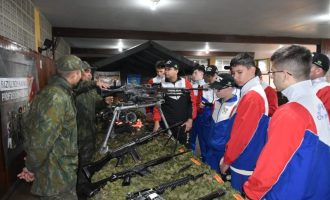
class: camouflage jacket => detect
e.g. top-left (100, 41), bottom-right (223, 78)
top-left (75, 80), bottom-right (105, 144)
top-left (23, 75), bottom-right (78, 196)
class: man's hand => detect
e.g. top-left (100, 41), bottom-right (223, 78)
top-left (153, 121), bottom-right (160, 132)
top-left (219, 157), bottom-right (230, 174)
top-left (183, 119), bottom-right (193, 132)
top-left (199, 102), bottom-right (205, 109)
top-left (17, 167), bottom-right (35, 182)
top-left (105, 96), bottom-right (114, 105)
top-left (96, 80), bottom-right (110, 89)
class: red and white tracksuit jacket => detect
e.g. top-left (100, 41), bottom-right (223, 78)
top-left (223, 77), bottom-right (269, 192)
top-left (312, 76), bottom-right (330, 119)
top-left (244, 80), bottom-right (330, 200)
top-left (148, 76), bottom-right (165, 85)
top-left (261, 81), bottom-right (278, 117)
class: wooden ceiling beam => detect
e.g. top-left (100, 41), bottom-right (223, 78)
top-left (71, 47), bottom-right (251, 57)
top-left (71, 48), bottom-right (121, 57)
top-left (175, 51), bottom-right (254, 57)
top-left (54, 27), bottom-right (322, 45)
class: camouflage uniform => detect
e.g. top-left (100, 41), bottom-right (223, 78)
top-left (75, 79), bottom-right (106, 184)
top-left (23, 55), bottom-right (82, 199)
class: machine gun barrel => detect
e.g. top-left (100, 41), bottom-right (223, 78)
top-left (82, 121), bottom-right (184, 181)
top-left (126, 172), bottom-right (207, 200)
top-left (98, 84), bottom-right (209, 98)
top-left (79, 151), bottom-right (187, 197)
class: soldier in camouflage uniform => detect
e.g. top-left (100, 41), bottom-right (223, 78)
top-left (75, 61), bottom-right (113, 188)
top-left (19, 55), bottom-right (83, 200)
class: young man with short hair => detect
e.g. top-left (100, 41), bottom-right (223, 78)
top-left (153, 60), bottom-right (196, 147)
top-left (219, 53), bottom-right (269, 192)
top-left (148, 60), bottom-right (166, 84)
top-left (146, 61), bottom-right (166, 120)
top-left (205, 73), bottom-right (239, 172)
top-left (190, 64), bottom-right (206, 153)
top-left (190, 65), bottom-right (217, 158)
top-left (244, 45), bottom-right (330, 200)
top-left (255, 67), bottom-right (278, 117)
top-left (310, 52), bottom-right (330, 118)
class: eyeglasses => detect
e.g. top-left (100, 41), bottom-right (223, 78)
top-left (267, 70), bottom-right (292, 76)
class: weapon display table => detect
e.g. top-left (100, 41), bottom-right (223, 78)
top-left (90, 132), bottom-right (243, 200)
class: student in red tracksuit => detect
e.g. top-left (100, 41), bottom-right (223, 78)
top-left (310, 52), bottom-right (330, 118)
top-left (148, 60), bottom-right (166, 85)
top-left (205, 73), bottom-right (239, 172)
top-left (190, 64), bottom-right (207, 154)
top-left (146, 61), bottom-right (166, 120)
top-left (191, 65), bottom-right (217, 161)
top-left (255, 67), bottom-right (278, 117)
top-left (219, 53), bottom-right (269, 193)
top-left (153, 60), bottom-right (197, 147)
top-left (244, 45), bottom-right (330, 200)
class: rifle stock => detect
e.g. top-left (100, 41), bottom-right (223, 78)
top-left (82, 121), bottom-right (184, 181)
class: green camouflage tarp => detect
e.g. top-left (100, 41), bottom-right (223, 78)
top-left (90, 127), bottom-right (242, 200)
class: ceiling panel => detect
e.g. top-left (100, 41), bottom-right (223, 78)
top-left (32, 0), bottom-right (330, 37)
top-left (33, 0), bottom-right (322, 59)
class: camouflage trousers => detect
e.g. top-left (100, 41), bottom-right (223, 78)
top-left (38, 187), bottom-right (77, 200)
top-left (77, 137), bottom-right (95, 185)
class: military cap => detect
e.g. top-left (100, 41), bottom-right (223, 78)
top-left (82, 61), bottom-right (92, 70)
top-left (56, 55), bottom-right (83, 71)
top-left (205, 65), bottom-right (218, 75)
top-left (210, 73), bottom-right (235, 90)
top-left (164, 60), bottom-right (179, 70)
top-left (312, 52), bottom-right (330, 72)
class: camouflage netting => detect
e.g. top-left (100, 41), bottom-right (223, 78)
top-left (90, 126), bottom-right (242, 200)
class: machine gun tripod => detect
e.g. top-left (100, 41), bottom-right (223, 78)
top-left (100, 99), bottom-right (171, 154)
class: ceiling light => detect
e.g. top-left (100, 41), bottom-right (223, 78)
top-left (314, 14), bottom-right (330, 21)
top-left (204, 43), bottom-right (210, 54)
top-left (117, 39), bottom-right (123, 52)
top-left (150, 0), bottom-right (160, 11)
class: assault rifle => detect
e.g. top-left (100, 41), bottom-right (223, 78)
top-left (83, 121), bottom-right (184, 181)
top-left (198, 189), bottom-right (226, 200)
top-left (79, 151), bottom-right (187, 197)
top-left (126, 172), bottom-right (207, 200)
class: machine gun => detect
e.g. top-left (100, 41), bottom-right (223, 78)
top-left (198, 189), bottom-right (226, 200)
top-left (98, 84), bottom-right (162, 104)
top-left (83, 121), bottom-right (184, 181)
top-left (79, 151), bottom-right (187, 197)
top-left (126, 172), bottom-right (207, 200)
top-left (98, 83), bottom-right (209, 104)
top-left (98, 83), bottom-right (208, 150)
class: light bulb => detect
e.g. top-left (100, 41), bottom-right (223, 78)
top-left (204, 43), bottom-right (210, 54)
top-left (150, 0), bottom-right (160, 10)
top-left (117, 40), bottom-right (123, 52)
